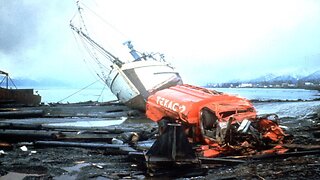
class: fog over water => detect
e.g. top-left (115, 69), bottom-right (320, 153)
top-left (1, 0), bottom-right (320, 86)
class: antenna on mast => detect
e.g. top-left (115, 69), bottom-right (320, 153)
top-left (123, 41), bottom-right (141, 61)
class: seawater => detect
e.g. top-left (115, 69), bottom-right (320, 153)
top-left (35, 87), bottom-right (319, 104)
top-left (211, 88), bottom-right (320, 101)
top-left (36, 87), bottom-right (116, 103)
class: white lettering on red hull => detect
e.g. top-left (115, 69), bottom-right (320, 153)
top-left (156, 96), bottom-right (186, 113)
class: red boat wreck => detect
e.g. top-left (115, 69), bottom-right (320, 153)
top-left (144, 84), bottom-right (291, 170)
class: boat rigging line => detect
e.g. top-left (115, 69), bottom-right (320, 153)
top-left (77, 0), bottom-right (129, 41)
top-left (70, 27), bottom-right (105, 80)
top-left (70, 1), bottom-right (113, 84)
top-left (57, 79), bottom-right (100, 103)
top-left (97, 82), bottom-right (108, 102)
top-left (70, 1), bottom-right (123, 67)
top-left (70, 22), bottom-right (122, 67)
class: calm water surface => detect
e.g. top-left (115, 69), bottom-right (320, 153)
top-left (34, 87), bottom-right (320, 104)
top-left (212, 88), bottom-right (319, 101)
top-left (36, 87), bottom-right (116, 103)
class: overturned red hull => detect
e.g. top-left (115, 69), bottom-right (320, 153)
top-left (146, 84), bottom-right (289, 158)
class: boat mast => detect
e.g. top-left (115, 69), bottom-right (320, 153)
top-left (70, 23), bottom-right (123, 67)
top-left (70, 2), bottom-right (123, 67)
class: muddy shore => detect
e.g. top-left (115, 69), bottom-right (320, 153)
top-left (0, 101), bottom-right (320, 179)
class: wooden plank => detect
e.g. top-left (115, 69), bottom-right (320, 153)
top-left (0, 129), bottom-right (58, 141)
top-left (199, 157), bottom-right (246, 164)
top-left (34, 140), bottom-right (129, 149)
top-left (0, 110), bottom-right (43, 119)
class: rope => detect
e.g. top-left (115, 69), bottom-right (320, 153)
top-left (70, 29), bottom-right (109, 89)
top-left (97, 82), bottom-right (107, 102)
top-left (57, 79), bottom-right (100, 103)
top-left (80, 1), bottom-right (129, 40)
top-left (69, 1), bottom-right (124, 93)
top-left (71, 26), bottom-right (112, 83)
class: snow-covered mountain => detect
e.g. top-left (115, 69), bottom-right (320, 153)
top-left (269, 75), bottom-right (298, 84)
top-left (225, 70), bottom-right (320, 84)
top-left (300, 70), bottom-right (320, 83)
top-left (206, 70), bottom-right (320, 88)
top-left (249, 73), bottom-right (277, 83)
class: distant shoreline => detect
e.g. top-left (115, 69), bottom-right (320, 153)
top-left (250, 98), bottom-right (320, 103)
top-left (209, 86), bottom-right (320, 92)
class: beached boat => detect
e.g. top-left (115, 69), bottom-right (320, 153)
top-left (0, 70), bottom-right (41, 107)
top-left (70, 4), bottom-right (182, 110)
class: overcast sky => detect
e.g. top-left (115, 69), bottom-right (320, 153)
top-left (1, 0), bottom-right (320, 86)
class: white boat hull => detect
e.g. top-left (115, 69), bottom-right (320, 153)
top-left (70, 4), bottom-right (183, 110)
top-left (106, 60), bottom-right (182, 110)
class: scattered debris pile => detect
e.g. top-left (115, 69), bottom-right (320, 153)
top-left (143, 84), bottom-right (320, 175)
top-left (1, 86), bottom-right (320, 178)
